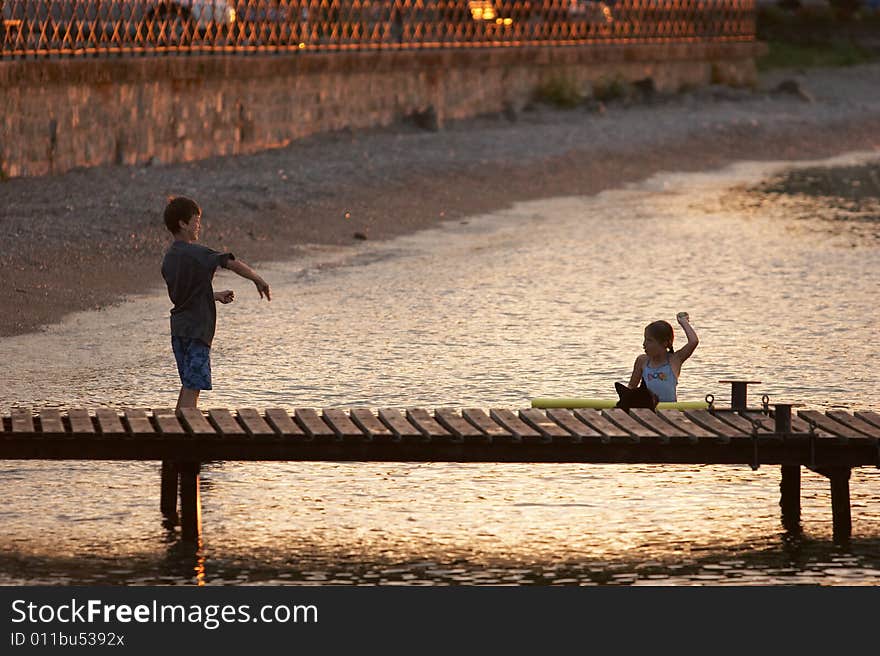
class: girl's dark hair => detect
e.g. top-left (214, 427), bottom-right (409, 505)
top-left (646, 320), bottom-right (675, 354)
top-left (163, 196), bottom-right (201, 233)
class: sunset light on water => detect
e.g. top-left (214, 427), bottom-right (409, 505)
top-left (1, 154), bottom-right (879, 585)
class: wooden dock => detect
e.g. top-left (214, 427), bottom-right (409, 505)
top-left (2, 402), bottom-right (879, 543)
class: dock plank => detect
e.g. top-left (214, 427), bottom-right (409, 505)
top-left (37, 408), bottom-right (65, 436)
top-left (798, 410), bottom-right (862, 443)
top-left (545, 408), bottom-right (604, 443)
top-left (491, 409), bottom-right (542, 442)
top-left (752, 410), bottom-right (833, 440)
top-left (237, 408), bottom-right (277, 439)
top-left (744, 410), bottom-right (829, 439)
top-left (322, 409), bottom-right (365, 441)
top-left (350, 408), bottom-right (395, 442)
top-left (152, 408), bottom-right (186, 435)
top-left (738, 412), bottom-right (788, 443)
top-left (854, 411), bottom-right (880, 431)
top-left (714, 411), bottom-right (770, 435)
top-left (786, 413), bottom-right (834, 438)
top-left (95, 408), bottom-right (126, 437)
top-left (683, 409), bottom-right (746, 444)
top-left (68, 409), bottom-right (95, 435)
top-left (177, 408), bottom-right (217, 437)
top-left (602, 409), bottom-right (660, 441)
top-left (519, 408), bottom-right (575, 443)
top-left (208, 409), bottom-right (245, 436)
top-left (658, 410), bottom-right (718, 442)
top-left (264, 408), bottom-right (307, 440)
top-left (826, 411), bottom-right (880, 441)
top-left (406, 408), bottom-right (452, 442)
top-left (378, 408), bottom-right (423, 441)
top-left (629, 408), bottom-right (693, 445)
top-left (434, 408), bottom-right (483, 442)
top-left (11, 408), bottom-right (34, 433)
top-left (572, 409), bottom-right (631, 441)
top-left (123, 409), bottom-right (155, 436)
top-left (463, 408), bottom-right (514, 442)
top-left (741, 412), bottom-right (777, 433)
top-left (295, 409), bottom-right (336, 441)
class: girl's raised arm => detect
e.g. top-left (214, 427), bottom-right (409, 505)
top-left (674, 312), bottom-right (699, 363)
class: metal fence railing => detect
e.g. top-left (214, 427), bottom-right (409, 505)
top-left (1, 0), bottom-right (755, 58)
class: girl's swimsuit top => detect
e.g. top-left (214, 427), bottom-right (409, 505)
top-left (642, 355), bottom-right (678, 402)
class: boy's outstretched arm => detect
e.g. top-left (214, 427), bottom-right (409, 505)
top-left (225, 259), bottom-right (272, 301)
top-left (675, 312), bottom-right (699, 362)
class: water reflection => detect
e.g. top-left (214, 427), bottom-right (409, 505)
top-left (1, 152), bottom-right (879, 584)
top-left (2, 529), bottom-right (879, 585)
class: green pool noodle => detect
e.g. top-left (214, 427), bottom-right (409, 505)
top-left (531, 398), bottom-right (710, 410)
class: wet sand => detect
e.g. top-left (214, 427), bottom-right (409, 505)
top-left (2, 63), bottom-right (879, 337)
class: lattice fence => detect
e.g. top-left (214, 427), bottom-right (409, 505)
top-left (0, 0), bottom-right (755, 57)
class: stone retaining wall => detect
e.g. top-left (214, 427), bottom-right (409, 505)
top-left (0, 42), bottom-right (763, 178)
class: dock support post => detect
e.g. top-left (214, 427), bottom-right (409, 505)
top-left (814, 467), bottom-right (852, 543)
top-left (780, 466), bottom-right (801, 531)
top-left (828, 467), bottom-right (852, 543)
top-left (160, 461), bottom-right (178, 522)
top-left (179, 462), bottom-right (202, 543)
top-left (774, 405), bottom-right (799, 530)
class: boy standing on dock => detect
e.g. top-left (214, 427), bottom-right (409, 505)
top-left (161, 196), bottom-right (271, 410)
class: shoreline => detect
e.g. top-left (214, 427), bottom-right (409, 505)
top-left (2, 64), bottom-right (880, 338)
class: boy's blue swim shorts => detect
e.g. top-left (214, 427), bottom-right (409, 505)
top-left (171, 336), bottom-right (212, 391)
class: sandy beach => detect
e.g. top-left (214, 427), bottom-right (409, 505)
top-left (2, 62), bottom-right (879, 337)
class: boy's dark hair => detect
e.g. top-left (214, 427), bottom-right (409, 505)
top-left (164, 196), bottom-right (201, 234)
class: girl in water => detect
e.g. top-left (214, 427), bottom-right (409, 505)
top-left (627, 312), bottom-right (699, 403)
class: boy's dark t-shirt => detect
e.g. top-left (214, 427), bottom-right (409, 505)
top-left (161, 241), bottom-right (234, 347)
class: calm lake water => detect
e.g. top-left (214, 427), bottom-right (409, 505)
top-left (2, 152), bottom-right (879, 585)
